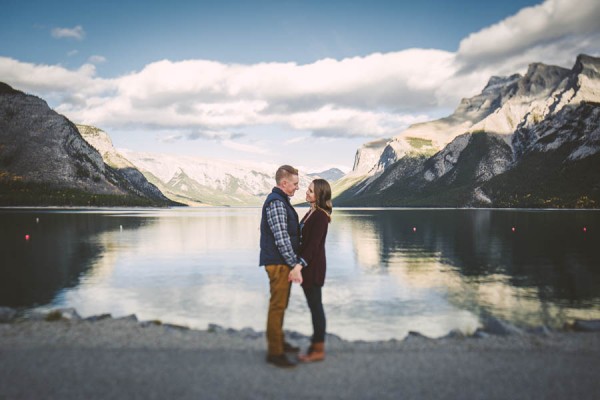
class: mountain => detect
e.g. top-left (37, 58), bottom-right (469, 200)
top-left (119, 151), bottom-right (315, 206)
top-left (75, 125), bottom-right (175, 205)
top-left (0, 82), bottom-right (174, 206)
top-left (335, 54), bottom-right (600, 208)
top-left (308, 168), bottom-right (345, 182)
top-left (345, 73), bottom-right (524, 182)
top-left (77, 125), bottom-right (317, 206)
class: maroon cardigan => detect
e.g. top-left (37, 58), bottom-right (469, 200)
top-left (300, 208), bottom-right (329, 288)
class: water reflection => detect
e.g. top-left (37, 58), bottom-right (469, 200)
top-left (0, 208), bottom-right (598, 341)
top-left (0, 210), bottom-right (145, 307)
top-left (61, 208), bottom-right (266, 327)
top-left (341, 209), bottom-right (600, 330)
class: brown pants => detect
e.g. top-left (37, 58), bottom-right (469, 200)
top-left (265, 264), bottom-right (292, 356)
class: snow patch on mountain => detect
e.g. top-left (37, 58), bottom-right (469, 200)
top-left (119, 150), bottom-right (315, 205)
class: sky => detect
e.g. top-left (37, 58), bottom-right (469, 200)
top-left (2, 0), bottom-right (600, 173)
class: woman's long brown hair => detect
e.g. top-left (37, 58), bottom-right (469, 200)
top-left (312, 179), bottom-right (332, 221)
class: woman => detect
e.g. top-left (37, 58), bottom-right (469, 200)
top-left (298, 178), bottom-right (332, 362)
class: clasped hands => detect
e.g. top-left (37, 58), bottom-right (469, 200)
top-left (288, 264), bottom-right (303, 284)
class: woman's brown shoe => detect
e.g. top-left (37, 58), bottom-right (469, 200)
top-left (298, 342), bottom-right (325, 362)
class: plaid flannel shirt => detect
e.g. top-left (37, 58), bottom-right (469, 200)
top-left (266, 199), bottom-right (307, 268)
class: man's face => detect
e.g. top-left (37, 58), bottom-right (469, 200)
top-left (281, 175), bottom-right (299, 197)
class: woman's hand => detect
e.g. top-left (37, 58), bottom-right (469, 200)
top-left (288, 264), bottom-right (303, 284)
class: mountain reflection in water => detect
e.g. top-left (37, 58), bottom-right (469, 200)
top-left (0, 208), bottom-right (598, 340)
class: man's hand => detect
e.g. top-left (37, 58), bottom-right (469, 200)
top-left (288, 264), bottom-right (303, 284)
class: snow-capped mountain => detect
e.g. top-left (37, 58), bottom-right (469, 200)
top-left (77, 124), bottom-right (337, 206)
top-left (346, 73), bottom-right (524, 180)
top-left (120, 150), bottom-right (315, 206)
top-left (76, 124), bottom-right (175, 204)
top-left (336, 54), bottom-right (600, 208)
top-left (308, 168), bottom-right (345, 182)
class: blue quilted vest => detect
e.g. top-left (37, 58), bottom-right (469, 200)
top-left (259, 187), bottom-right (300, 266)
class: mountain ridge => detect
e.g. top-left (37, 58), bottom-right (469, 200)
top-left (118, 150), bottom-right (316, 206)
top-left (3, 53), bottom-right (598, 208)
top-left (335, 53), bottom-right (600, 208)
top-left (308, 168), bottom-right (345, 182)
top-left (0, 83), bottom-right (174, 206)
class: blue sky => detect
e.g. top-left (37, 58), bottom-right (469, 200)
top-left (4, 0), bottom-right (542, 75)
top-left (2, 0), bottom-right (600, 172)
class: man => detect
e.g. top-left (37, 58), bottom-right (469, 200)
top-left (259, 165), bottom-right (305, 368)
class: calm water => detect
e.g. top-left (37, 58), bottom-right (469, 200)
top-left (1, 207), bottom-right (599, 341)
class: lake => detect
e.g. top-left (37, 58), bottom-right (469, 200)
top-left (1, 207), bottom-right (599, 341)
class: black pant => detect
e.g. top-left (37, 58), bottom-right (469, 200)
top-left (302, 285), bottom-right (326, 343)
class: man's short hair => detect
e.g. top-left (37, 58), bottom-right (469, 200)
top-left (275, 165), bottom-right (298, 184)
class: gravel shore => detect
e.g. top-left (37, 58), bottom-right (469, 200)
top-left (1, 311), bottom-right (599, 400)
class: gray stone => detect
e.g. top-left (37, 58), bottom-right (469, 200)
top-left (481, 316), bottom-right (524, 336)
top-left (573, 319), bottom-right (600, 332)
top-left (325, 333), bottom-right (343, 344)
top-left (0, 307), bottom-right (17, 323)
top-left (527, 326), bottom-right (553, 336)
top-left (285, 330), bottom-right (310, 341)
top-left (139, 320), bottom-right (162, 328)
top-left (163, 323), bottom-right (190, 332)
top-left (239, 327), bottom-right (261, 339)
top-left (85, 314), bottom-right (112, 322)
top-left (440, 329), bottom-right (466, 339)
top-left (56, 308), bottom-right (82, 321)
top-left (404, 331), bottom-right (432, 341)
top-left (116, 314), bottom-right (138, 322)
top-left (45, 310), bottom-right (67, 321)
top-left (208, 324), bottom-right (225, 333)
top-left (26, 310), bottom-right (48, 321)
top-left (472, 329), bottom-right (490, 339)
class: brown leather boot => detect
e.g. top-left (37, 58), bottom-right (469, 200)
top-left (266, 353), bottom-right (296, 368)
top-left (299, 342), bottom-right (325, 362)
top-left (283, 341), bottom-right (300, 353)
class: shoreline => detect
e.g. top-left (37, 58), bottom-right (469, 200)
top-left (2, 306), bottom-right (600, 344)
top-left (1, 307), bottom-right (600, 399)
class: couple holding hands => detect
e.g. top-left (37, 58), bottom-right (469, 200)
top-left (259, 165), bottom-right (332, 368)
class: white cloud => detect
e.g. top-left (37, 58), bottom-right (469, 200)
top-left (222, 140), bottom-right (269, 155)
top-left (0, 57), bottom-right (111, 97)
top-left (67, 50), bottom-right (79, 57)
top-left (158, 128), bottom-right (243, 144)
top-left (51, 25), bottom-right (85, 41)
top-left (2, 0), bottom-right (599, 144)
top-left (88, 55), bottom-right (107, 64)
top-left (286, 105), bottom-right (431, 138)
top-left (49, 51), bottom-right (453, 138)
top-left (285, 136), bottom-right (307, 145)
top-left (457, 0), bottom-right (600, 70)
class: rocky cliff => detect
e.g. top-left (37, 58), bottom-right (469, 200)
top-left (0, 83), bottom-right (173, 206)
top-left (336, 54), bottom-right (600, 208)
top-left (76, 125), bottom-right (173, 204)
top-left (345, 72), bottom-right (523, 182)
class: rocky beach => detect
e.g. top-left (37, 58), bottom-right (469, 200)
top-left (1, 307), bottom-right (599, 400)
